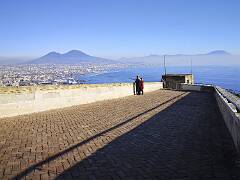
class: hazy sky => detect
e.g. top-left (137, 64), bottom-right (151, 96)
top-left (0, 0), bottom-right (240, 58)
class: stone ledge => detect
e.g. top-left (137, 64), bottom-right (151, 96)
top-left (0, 82), bottom-right (163, 118)
top-left (215, 87), bottom-right (240, 152)
top-left (216, 86), bottom-right (240, 112)
top-left (0, 82), bottom-right (160, 94)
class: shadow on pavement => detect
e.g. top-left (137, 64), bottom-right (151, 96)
top-left (13, 92), bottom-right (187, 179)
top-left (55, 92), bottom-right (238, 179)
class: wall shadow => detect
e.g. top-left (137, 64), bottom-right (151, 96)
top-left (13, 92), bottom-right (186, 179)
top-left (55, 92), bottom-right (238, 179)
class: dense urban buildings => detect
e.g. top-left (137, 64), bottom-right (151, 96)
top-left (0, 63), bottom-right (128, 86)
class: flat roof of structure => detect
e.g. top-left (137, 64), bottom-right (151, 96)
top-left (162, 74), bottom-right (193, 77)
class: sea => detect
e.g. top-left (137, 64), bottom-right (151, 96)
top-left (75, 66), bottom-right (240, 92)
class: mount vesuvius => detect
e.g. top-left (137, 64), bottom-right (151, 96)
top-left (28, 50), bottom-right (117, 64)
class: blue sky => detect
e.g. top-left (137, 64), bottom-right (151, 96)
top-left (0, 0), bottom-right (240, 58)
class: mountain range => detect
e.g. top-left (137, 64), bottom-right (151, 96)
top-left (28, 50), bottom-right (117, 64)
top-left (119, 50), bottom-right (240, 66)
top-left (29, 50), bottom-right (233, 65)
top-left (0, 50), bottom-right (239, 66)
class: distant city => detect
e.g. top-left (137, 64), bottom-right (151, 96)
top-left (0, 63), bottom-right (129, 87)
top-left (0, 50), bottom-right (129, 87)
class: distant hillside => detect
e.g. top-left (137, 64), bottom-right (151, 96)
top-left (120, 50), bottom-right (239, 66)
top-left (206, 50), bottom-right (230, 55)
top-left (27, 50), bottom-right (117, 64)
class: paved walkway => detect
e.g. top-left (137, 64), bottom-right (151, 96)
top-left (0, 90), bottom-right (239, 179)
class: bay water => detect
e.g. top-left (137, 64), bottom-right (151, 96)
top-left (76, 66), bottom-right (240, 92)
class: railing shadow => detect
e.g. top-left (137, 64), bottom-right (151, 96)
top-left (54, 92), bottom-right (238, 179)
top-left (13, 92), bottom-right (186, 179)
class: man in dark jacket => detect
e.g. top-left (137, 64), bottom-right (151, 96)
top-left (135, 76), bottom-right (141, 95)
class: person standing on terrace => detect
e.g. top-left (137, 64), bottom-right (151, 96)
top-left (135, 76), bottom-right (141, 95)
top-left (140, 77), bottom-right (144, 95)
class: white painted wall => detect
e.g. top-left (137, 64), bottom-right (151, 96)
top-left (0, 82), bottom-right (163, 118)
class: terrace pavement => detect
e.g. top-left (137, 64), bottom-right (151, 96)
top-left (0, 90), bottom-right (239, 179)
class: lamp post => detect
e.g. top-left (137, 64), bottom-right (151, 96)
top-left (190, 59), bottom-right (193, 75)
top-left (164, 55), bottom-right (166, 76)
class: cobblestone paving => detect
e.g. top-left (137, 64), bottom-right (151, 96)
top-left (0, 90), bottom-right (239, 180)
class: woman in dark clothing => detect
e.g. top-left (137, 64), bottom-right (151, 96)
top-left (140, 78), bottom-right (144, 95)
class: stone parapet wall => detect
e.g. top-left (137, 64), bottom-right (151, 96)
top-left (180, 83), bottom-right (202, 91)
top-left (180, 83), bottom-right (214, 92)
top-left (0, 82), bottom-right (163, 118)
top-left (215, 86), bottom-right (240, 151)
top-left (216, 86), bottom-right (240, 112)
